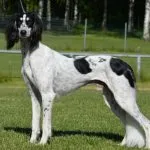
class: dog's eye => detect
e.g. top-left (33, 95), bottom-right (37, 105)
top-left (26, 19), bottom-right (33, 27)
top-left (17, 20), bottom-right (22, 27)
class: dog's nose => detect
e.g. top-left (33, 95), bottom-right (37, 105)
top-left (20, 30), bottom-right (27, 36)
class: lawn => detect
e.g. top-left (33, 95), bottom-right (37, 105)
top-left (1, 30), bottom-right (150, 53)
top-left (43, 32), bottom-right (150, 53)
top-left (0, 53), bottom-right (150, 82)
top-left (1, 30), bottom-right (150, 149)
top-left (0, 81), bottom-right (150, 150)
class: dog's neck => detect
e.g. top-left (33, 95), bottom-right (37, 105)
top-left (20, 38), bottom-right (39, 56)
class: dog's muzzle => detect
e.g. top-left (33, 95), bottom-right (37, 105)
top-left (19, 27), bottom-right (31, 38)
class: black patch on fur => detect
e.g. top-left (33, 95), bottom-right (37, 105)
top-left (29, 13), bottom-right (43, 49)
top-left (110, 58), bottom-right (135, 88)
top-left (74, 57), bottom-right (92, 74)
top-left (5, 14), bottom-right (19, 49)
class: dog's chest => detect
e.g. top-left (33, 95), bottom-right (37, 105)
top-left (22, 55), bottom-right (34, 83)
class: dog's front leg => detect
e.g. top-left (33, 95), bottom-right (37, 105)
top-left (22, 70), bottom-right (41, 143)
top-left (39, 92), bottom-right (56, 144)
top-left (30, 89), bottom-right (41, 144)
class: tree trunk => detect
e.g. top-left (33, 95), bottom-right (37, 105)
top-left (143, 0), bottom-right (150, 40)
top-left (64, 0), bottom-right (70, 27)
top-left (46, 0), bottom-right (51, 30)
top-left (38, 0), bottom-right (43, 18)
top-left (73, 0), bottom-right (78, 25)
top-left (78, 12), bottom-right (81, 24)
top-left (128, 0), bottom-right (134, 33)
top-left (101, 0), bottom-right (107, 31)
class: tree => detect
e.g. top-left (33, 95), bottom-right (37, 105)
top-left (1, 0), bottom-right (146, 32)
top-left (24, 0), bottom-right (38, 12)
top-left (143, 0), bottom-right (150, 40)
top-left (73, 0), bottom-right (78, 25)
top-left (38, 0), bottom-right (43, 18)
top-left (46, 0), bottom-right (51, 30)
top-left (64, 0), bottom-right (70, 27)
top-left (101, 0), bottom-right (107, 30)
top-left (128, 0), bottom-right (134, 33)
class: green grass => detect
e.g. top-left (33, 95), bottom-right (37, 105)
top-left (1, 28), bottom-right (150, 149)
top-left (0, 53), bottom-right (22, 83)
top-left (0, 82), bottom-right (150, 150)
top-left (42, 32), bottom-right (150, 53)
top-left (1, 30), bottom-right (150, 53)
top-left (0, 53), bottom-right (150, 82)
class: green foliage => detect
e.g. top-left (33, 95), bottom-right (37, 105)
top-left (0, 0), bottom-right (145, 30)
top-left (24, 0), bottom-right (39, 12)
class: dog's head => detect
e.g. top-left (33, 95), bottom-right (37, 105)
top-left (6, 12), bottom-right (43, 49)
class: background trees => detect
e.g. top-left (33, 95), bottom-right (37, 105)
top-left (0, 0), bottom-right (149, 40)
top-left (143, 0), bottom-right (150, 40)
top-left (128, 0), bottom-right (135, 33)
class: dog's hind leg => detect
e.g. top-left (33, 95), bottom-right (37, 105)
top-left (122, 113), bottom-right (145, 148)
top-left (103, 85), bottom-right (145, 148)
top-left (108, 79), bottom-right (150, 148)
top-left (103, 85), bottom-right (126, 125)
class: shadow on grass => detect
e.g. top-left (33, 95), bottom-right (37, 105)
top-left (4, 127), bottom-right (123, 142)
top-left (4, 127), bottom-right (31, 136)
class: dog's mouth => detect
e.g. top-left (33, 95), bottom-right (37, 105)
top-left (19, 34), bottom-right (29, 39)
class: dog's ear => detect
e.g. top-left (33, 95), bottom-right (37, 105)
top-left (5, 15), bottom-right (19, 49)
top-left (31, 13), bottom-right (43, 48)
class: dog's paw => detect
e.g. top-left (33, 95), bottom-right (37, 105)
top-left (30, 137), bottom-right (39, 144)
top-left (39, 139), bottom-right (47, 145)
top-left (39, 135), bottom-right (50, 145)
top-left (30, 139), bottom-right (38, 144)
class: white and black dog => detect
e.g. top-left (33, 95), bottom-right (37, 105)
top-left (5, 12), bottom-right (150, 148)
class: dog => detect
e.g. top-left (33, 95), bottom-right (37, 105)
top-left (5, 12), bottom-right (150, 148)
